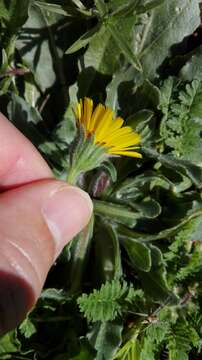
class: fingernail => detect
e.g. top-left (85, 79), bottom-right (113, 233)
top-left (42, 186), bottom-right (93, 258)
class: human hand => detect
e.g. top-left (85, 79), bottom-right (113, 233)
top-left (0, 113), bottom-right (93, 335)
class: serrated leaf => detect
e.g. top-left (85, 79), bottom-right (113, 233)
top-left (160, 79), bottom-right (202, 165)
top-left (78, 280), bottom-right (143, 323)
top-left (78, 280), bottom-right (125, 322)
top-left (19, 317), bottom-right (36, 338)
top-left (140, 337), bottom-right (155, 360)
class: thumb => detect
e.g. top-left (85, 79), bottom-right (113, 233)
top-left (0, 179), bottom-right (93, 335)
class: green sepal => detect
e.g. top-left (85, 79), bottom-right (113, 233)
top-left (68, 125), bottom-right (107, 184)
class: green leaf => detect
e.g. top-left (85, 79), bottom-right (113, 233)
top-left (113, 338), bottom-right (141, 360)
top-left (0, 331), bottom-right (20, 356)
top-left (107, 22), bottom-right (142, 72)
top-left (35, 1), bottom-right (92, 18)
top-left (54, 83), bottom-right (77, 146)
top-left (94, 221), bottom-right (122, 282)
top-left (88, 321), bottom-right (123, 360)
top-left (101, 161), bottom-right (117, 182)
top-left (69, 216), bottom-right (94, 292)
top-left (94, 0), bottom-right (107, 17)
top-left (140, 337), bottom-right (155, 360)
top-left (40, 288), bottom-right (68, 303)
top-left (35, 1), bottom-right (71, 16)
top-left (145, 321), bottom-right (170, 345)
top-left (16, 4), bottom-right (57, 92)
top-left (82, 24), bottom-right (118, 77)
top-left (111, 0), bottom-right (139, 18)
top-left (160, 79), bottom-right (202, 165)
top-left (167, 324), bottom-right (191, 360)
top-left (94, 200), bottom-right (139, 228)
top-left (143, 147), bottom-right (202, 189)
top-left (180, 45), bottom-right (202, 81)
top-left (105, 67), bottom-right (137, 112)
top-left (1, 0), bottom-right (30, 33)
top-left (136, 0), bottom-right (166, 14)
top-left (138, 245), bottom-right (170, 301)
top-left (78, 280), bottom-right (126, 322)
top-left (82, 11), bottom-right (139, 80)
top-left (19, 317), bottom-right (36, 338)
top-left (7, 93), bottom-right (46, 146)
top-left (78, 280), bottom-right (143, 322)
top-left (138, 0), bottom-right (200, 79)
top-left (123, 238), bottom-right (152, 272)
top-left (131, 198), bottom-right (161, 219)
top-left (66, 24), bottom-right (101, 54)
top-left (0, 2), bottom-right (10, 20)
top-left (117, 207), bottom-right (202, 243)
top-left (126, 108), bottom-right (156, 147)
top-left (176, 242), bottom-right (202, 282)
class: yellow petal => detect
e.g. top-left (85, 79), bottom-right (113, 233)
top-left (106, 131), bottom-right (140, 147)
top-left (97, 117), bottom-right (124, 143)
top-left (83, 97), bottom-right (93, 131)
top-left (89, 103), bottom-right (106, 133)
top-left (111, 136), bottom-right (141, 150)
top-left (95, 108), bottom-right (114, 141)
top-left (108, 150), bottom-right (142, 158)
top-left (104, 127), bottom-right (133, 144)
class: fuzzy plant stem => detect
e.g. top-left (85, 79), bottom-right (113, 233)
top-left (69, 215), bottom-right (94, 293)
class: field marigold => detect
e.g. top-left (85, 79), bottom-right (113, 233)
top-left (74, 97), bottom-right (142, 158)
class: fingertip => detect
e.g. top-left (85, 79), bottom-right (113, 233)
top-left (42, 185), bottom-right (93, 259)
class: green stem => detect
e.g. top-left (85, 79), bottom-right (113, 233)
top-left (69, 216), bottom-right (94, 293)
top-left (67, 166), bottom-right (79, 185)
top-left (94, 199), bottom-right (138, 227)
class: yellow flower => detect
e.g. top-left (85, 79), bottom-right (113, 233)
top-left (74, 97), bottom-right (142, 158)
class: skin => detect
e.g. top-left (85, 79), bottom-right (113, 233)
top-left (0, 113), bottom-right (93, 335)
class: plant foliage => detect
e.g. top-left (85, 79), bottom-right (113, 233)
top-left (78, 280), bottom-right (144, 322)
top-left (0, 0), bottom-right (202, 359)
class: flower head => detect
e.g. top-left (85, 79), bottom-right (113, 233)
top-left (74, 97), bottom-right (142, 158)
